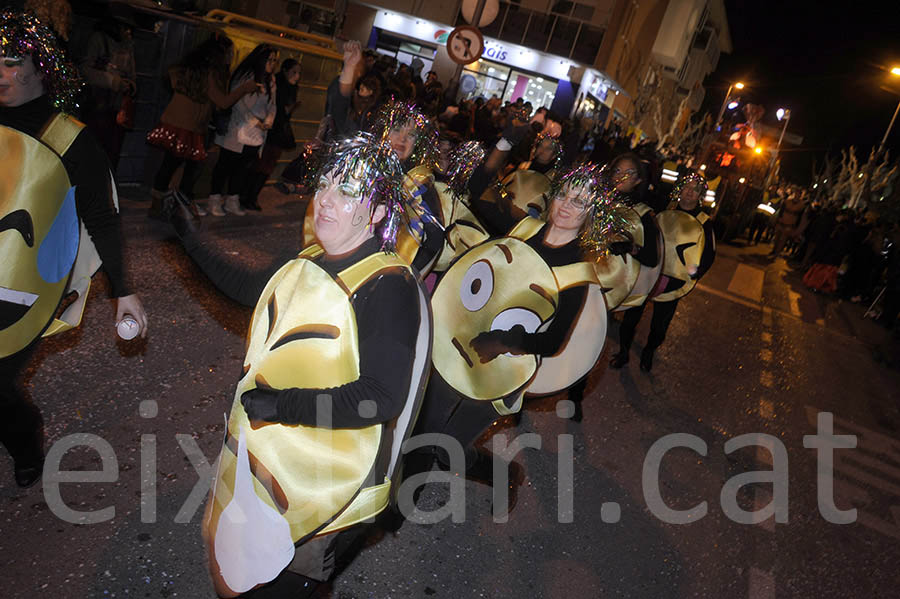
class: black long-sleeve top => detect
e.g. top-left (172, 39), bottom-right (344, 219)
top-left (183, 234), bottom-right (421, 428)
top-left (0, 95), bottom-right (129, 298)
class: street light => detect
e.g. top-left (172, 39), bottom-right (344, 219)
top-left (754, 146), bottom-right (763, 155)
top-left (763, 108), bottom-right (791, 189)
top-left (715, 81), bottom-right (746, 130)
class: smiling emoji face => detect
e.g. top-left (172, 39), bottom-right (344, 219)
top-left (432, 238), bottom-right (559, 401)
top-left (0, 125), bottom-right (79, 358)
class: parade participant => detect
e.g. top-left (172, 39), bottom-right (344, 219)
top-left (182, 133), bottom-right (430, 598)
top-left (611, 172), bottom-right (715, 372)
top-left (0, 10), bottom-right (147, 488)
top-left (607, 152), bottom-right (663, 368)
top-left (420, 162), bottom-right (626, 493)
top-left (146, 35), bottom-right (257, 219)
top-left (474, 130), bottom-right (564, 236)
top-left (303, 98), bottom-right (443, 275)
top-left (430, 141), bottom-right (490, 272)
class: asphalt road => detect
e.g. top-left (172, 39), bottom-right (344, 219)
top-left (2, 190), bottom-right (899, 599)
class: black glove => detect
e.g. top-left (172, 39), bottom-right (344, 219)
top-left (609, 241), bottom-right (634, 256)
top-left (240, 387), bottom-right (281, 423)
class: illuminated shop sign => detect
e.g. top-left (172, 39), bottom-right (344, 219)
top-left (374, 11), bottom-right (573, 80)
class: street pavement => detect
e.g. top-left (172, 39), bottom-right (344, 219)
top-left (2, 189), bottom-right (899, 599)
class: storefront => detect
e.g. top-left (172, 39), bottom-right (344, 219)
top-left (369, 11), bottom-right (622, 116)
top-left (373, 30), bottom-right (437, 75)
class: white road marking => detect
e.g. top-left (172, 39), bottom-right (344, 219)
top-left (787, 290), bottom-right (802, 317)
top-left (805, 406), bottom-right (900, 540)
top-left (727, 263), bottom-right (766, 303)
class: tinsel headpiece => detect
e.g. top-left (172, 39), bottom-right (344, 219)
top-left (444, 141), bottom-right (485, 200)
top-left (314, 132), bottom-right (413, 252)
top-left (669, 171), bottom-right (708, 203)
top-left (0, 9), bottom-right (81, 112)
top-left (531, 132), bottom-right (563, 172)
top-left (548, 162), bottom-right (630, 256)
top-left (370, 98), bottom-right (440, 172)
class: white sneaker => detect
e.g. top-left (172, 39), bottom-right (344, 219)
top-left (207, 194), bottom-right (225, 217)
top-left (224, 194), bottom-right (245, 216)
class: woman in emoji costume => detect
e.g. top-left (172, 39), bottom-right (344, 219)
top-left (419, 162), bottom-right (627, 486)
top-left (185, 134), bottom-right (431, 597)
top-left (302, 100), bottom-right (453, 276)
top-left (0, 10), bottom-right (147, 488)
top-left (474, 132), bottom-right (564, 236)
top-left (612, 171), bottom-right (715, 373)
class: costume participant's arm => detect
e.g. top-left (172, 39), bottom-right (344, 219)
top-left (411, 184), bottom-right (445, 271)
top-left (79, 33), bottom-right (125, 92)
top-left (633, 210), bottom-right (659, 268)
top-left (694, 220), bottom-right (716, 279)
top-left (471, 286), bottom-right (587, 360)
top-left (67, 131), bottom-right (130, 298)
top-left (180, 234), bottom-right (295, 307)
top-left (241, 271), bottom-right (421, 428)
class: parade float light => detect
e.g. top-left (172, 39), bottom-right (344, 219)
top-left (739, 177), bottom-right (746, 184)
top-left (754, 146), bottom-right (763, 155)
top-left (699, 164), bottom-right (707, 170)
top-left (757, 203), bottom-right (776, 215)
top-left (727, 100), bottom-right (739, 110)
top-left (703, 189), bottom-right (716, 205)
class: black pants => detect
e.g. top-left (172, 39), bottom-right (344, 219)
top-left (153, 152), bottom-right (202, 197)
top-left (617, 298), bottom-right (680, 354)
top-left (210, 145), bottom-right (260, 196)
top-left (0, 343), bottom-right (43, 464)
top-left (415, 372), bottom-right (504, 464)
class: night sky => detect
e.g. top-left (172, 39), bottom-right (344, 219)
top-left (705, 1), bottom-right (900, 183)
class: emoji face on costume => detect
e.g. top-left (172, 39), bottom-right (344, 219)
top-left (655, 209), bottom-right (706, 302)
top-left (431, 238), bottom-right (559, 401)
top-left (0, 125), bottom-right (79, 358)
top-left (205, 250), bottom-right (383, 596)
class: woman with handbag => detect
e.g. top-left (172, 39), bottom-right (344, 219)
top-left (146, 35), bottom-right (257, 219)
top-left (208, 44), bottom-right (277, 216)
top-left (239, 58), bottom-right (301, 211)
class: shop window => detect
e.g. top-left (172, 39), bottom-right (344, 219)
top-left (522, 12), bottom-right (552, 50)
top-left (499, 6), bottom-right (529, 45)
top-left (572, 24), bottom-right (604, 64)
top-left (546, 16), bottom-right (579, 57)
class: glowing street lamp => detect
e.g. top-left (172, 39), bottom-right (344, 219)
top-left (754, 146), bottom-right (763, 155)
top-left (715, 81), bottom-right (746, 130)
top-left (858, 66), bottom-right (900, 206)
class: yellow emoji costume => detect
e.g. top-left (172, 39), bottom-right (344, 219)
top-left (0, 117), bottom-right (113, 358)
top-left (431, 216), bottom-right (608, 415)
top-left (653, 207), bottom-right (712, 302)
top-left (197, 132), bottom-right (431, 596)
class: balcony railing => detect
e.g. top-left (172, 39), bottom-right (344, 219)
top-left (454, 1), bottom-right (604, 65)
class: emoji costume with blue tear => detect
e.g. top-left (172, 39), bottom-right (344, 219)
top-left (0, 15), bottom-right (117, 358)
top-left (199, 134), bottom-right (431, 597)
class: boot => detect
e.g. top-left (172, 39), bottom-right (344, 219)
top-left (241, 172), bottom-right (267, 211)
top-left (224, 194), bottom-right (245, 216)
top-left (147, 189), bottom-right (168, 221)
top-left (207, 193), bottom-right (225, 217)
top-left (640, 347), bottom-right (654, 372)
top-left (609, 350), bottom-right (630, 369)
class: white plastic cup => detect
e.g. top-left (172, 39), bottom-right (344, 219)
top-left (117, 316), bottom-right (140, 340)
